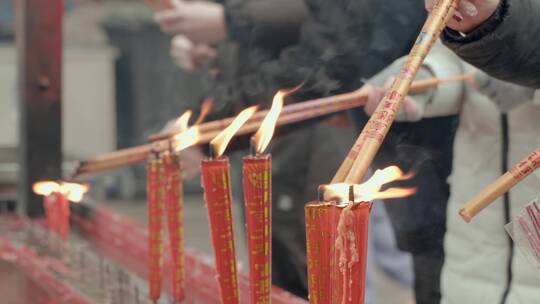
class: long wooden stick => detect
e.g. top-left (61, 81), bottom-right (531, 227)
top-left (460, 148), bottom-right (540, 222)
top-left (333, 0), bottom-right (458, 184)
top-left (73, 74), bottom-right (466, 177)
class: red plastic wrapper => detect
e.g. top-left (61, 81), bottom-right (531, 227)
top-left (163, 152), bottom-right (186, 302)
top-left (147, 157), bottom-right (165, 301)
top-left (305, 202), bottom-right (370, 304)
top-left (201, 157), bottom-right (240, 304)
top-left (242, 154), bottom-right (272, 304)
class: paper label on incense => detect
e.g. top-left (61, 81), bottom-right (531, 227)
top-left (510, 149), bottom-right (540, 180)
top-left (305, 203), bottom-right (370, 304)
top-left (147, 159), bottom-right (165, 301)
top-left (163, 154), bottom-right (185, 302)
top-left (201, 159), bottom-right (239, 304)
top-left (243, 156), bottom-right (272, 304)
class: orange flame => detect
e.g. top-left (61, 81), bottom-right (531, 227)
top-left (252, 91), bottom-right (286, 154)
top-left (173, 126), bottom-right (201, 152)
top-left (210, 106), bottom-right (258, 158)
top-left (162, 110), bottom-right (193, 133)
top-left (322, 166), bottom-right (416, 202)
top-left (33, 181), bottom-right (90, 202)
top-left (194, 97), bottom-right (214, 125)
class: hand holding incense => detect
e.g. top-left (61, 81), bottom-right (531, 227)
top-left (201, 106), bottom-right (257, 304)
top-left (334, 0), bottom-right (458, 184)
top-left (460, 148), bottom-right (540, 222)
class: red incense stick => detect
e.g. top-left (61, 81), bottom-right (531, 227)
top-left (163, 152), bottom-right (186, 303)
top-left (243, 154), bottom-right (272, 303)
top-left (201, 157), bottom-right (240, 304)
top-left (147, 156), bottom-right (165, 302)
top-left (56, 192), bottom-right (70, 241)
top-left (305, 202), bottom-right (370, 304)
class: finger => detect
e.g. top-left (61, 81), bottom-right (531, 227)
top-left (402, 96), bottom-right (419, 120)
top-left (153, 9), bottom-right (184, 25)
top-left (459, 0), bottom-right (478, 17)
top-left (425, 0), bottom-right (436, 12)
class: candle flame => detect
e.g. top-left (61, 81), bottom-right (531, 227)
top-left (322, 166), bottom-right (416, 202)
top-left (252, 91), bottom-right (286, 154)
top-left (33, 181), bottom-right (90, 203)
top-left (162, 110), bottom-right (193, 133)
top-left (194, 97), bottom-right (214, 125)
top-left (173, 126), bottom-right (201, 152)
top-left (210, 106), bottom-right (258, 158)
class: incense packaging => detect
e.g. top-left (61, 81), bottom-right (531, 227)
top-left (243, 154), bottom-right (272, 303)
top-left (147, 157), bottom-right (165, 301)
top-left (305, 202), bottom-right (370, 304)
top-left (201, 157), bottom-right (240, 304)
top-left (505, 200), bottom-right (540, 268)
top-left (163, 152), bottom-right (186, 302)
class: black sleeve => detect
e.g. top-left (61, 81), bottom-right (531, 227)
top-left (225, 0), bottom-right (308, 51)
top-left (442, 0), bottom-right (540, 88)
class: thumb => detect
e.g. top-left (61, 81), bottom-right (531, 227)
top-left (399, 96), bottom-right (422, 121)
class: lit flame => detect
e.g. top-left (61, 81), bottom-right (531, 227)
top-left (252, 91), bottom-right (286, 154)
top-left (162, 110), bottom-right (192, 133)
top-left (322, 166), bottom-right (416, 202)
top-left (210, 106), bottom-right (258, 158)
top-left (173, 126), bottom-right (201, 152)
top-left (194, 97), bottom-right (214, 125)
top-left (33, 181), bottom-right (90, 202)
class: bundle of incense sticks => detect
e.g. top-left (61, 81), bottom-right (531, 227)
top-left (333, 0), bottom-right (458, 184)
top-left (162, 152), bottom-right (185, 303)
top-left (73, 74), bottom-right (469, 177)
top-left (147, 155), bottom-right (165, 302)
top-left (460, 147), bottom-right (540, 222)
top-left (243, 154), bottom-right (272, 303)
top-left (200, 157), bottom-right (240, 304)
top-left (305, 201), bottom-right (370, 304)
top-left (505, 200), bottom-right (540, 268)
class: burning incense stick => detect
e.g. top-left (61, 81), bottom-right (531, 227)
top-left (200, 106), bottom-right (256, 304)
top-left (460, 148), bottom-right (540, 222)
top-left (74, 74), bottom-right (468, 177)
top-left (333, 0), bottom-right (458, 184)
top-left (147, 155), bottom-right (165, 302)
top-left (162, 152), bottom-right (185, 303)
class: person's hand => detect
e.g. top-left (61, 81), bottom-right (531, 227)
top-left (361, 80), bottom-right (424, 122)
top-left (425, 0), bottom-right (500, 33)
top-left (180, 146), bottom-right (205, 180)
top-left (170, 35), bottom-right (217, 71)
top-left (145, 0), bottom-right (175, 12)
top-left (154, 1), bottom-right (226, 44)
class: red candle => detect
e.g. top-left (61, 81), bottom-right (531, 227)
top-left (147, 156), bottom-right (165, 302)
top-left (305, 202), bottom-right (370, 304)
top-left (56, 191), bottom-right (70, 241)
top-left (201, 157), bottom-right (240, 304)
top-left (242, 154), bottom-right (272, 303)
top-left (163, 152), bottom-right (185, 302)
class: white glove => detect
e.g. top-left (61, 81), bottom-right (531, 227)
top-left (362, 78), bottom-right (426, 122)
top-left (154, 0), bottom-right (226, 44)
top-left (473, 71), bottom-right (535, 113)
top-left (170, 35), bottom-right (217, 71)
